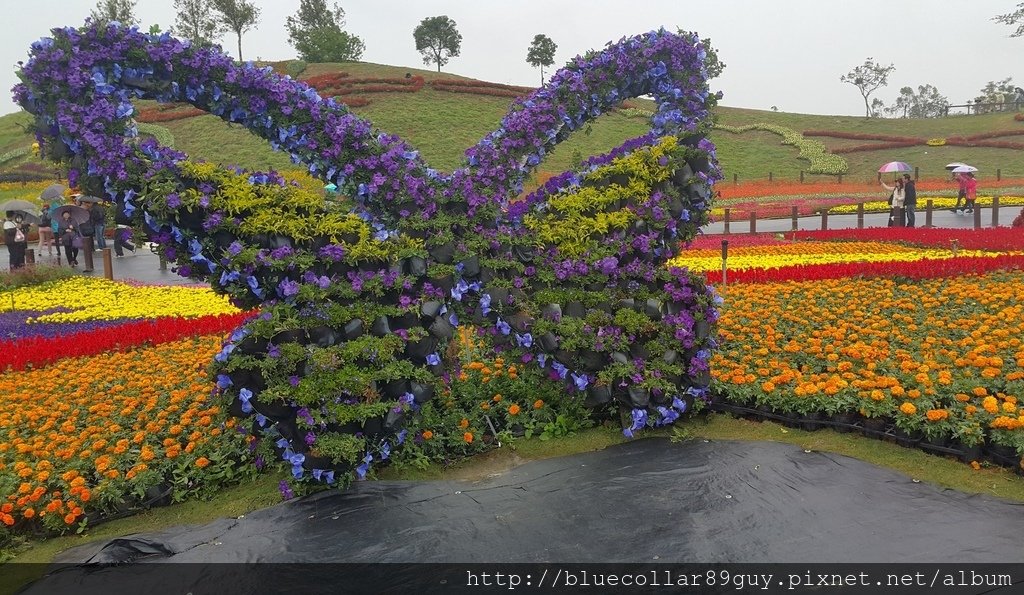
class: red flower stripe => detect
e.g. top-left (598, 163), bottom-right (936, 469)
top-left (802, 130), bottom-right (922, 142)
top-left (701, 254), bottom-right (1024, 285)
top-left (0, 312), bottom-right (253, 372)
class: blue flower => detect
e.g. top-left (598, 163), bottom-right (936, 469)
top-left (515, 332), bottom-right (533, 348)
top-left (426, 352), bottom-right (441, 366)
top-left (448, 313), bottom-right (459, 327)
top-left (551, 361), bottom-right (568, 380)
top-left (479, 293), bottom-right (492, 315)
top-left (571, 372), bottom-right (589, 391)
top-left (239, 388), bottom-right (253, 414)
top-left (537, 353), bottom-right (547, 368)
top-left (496, 319), bottom-right (511, 336)
top-left (216, 374), bottom-right (233, 389)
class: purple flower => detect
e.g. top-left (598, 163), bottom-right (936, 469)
top-left (166, 193), bottom-right (181, 208)
top-left (278, 480), bottom-right (295, 500)
top-left (279, 279), bottom-right (300, 298)
top-left (228, 241), bottom-right (243, 256)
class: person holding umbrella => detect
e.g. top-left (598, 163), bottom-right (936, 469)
top-left (880, 177), bottom-right (905, 227)
top-left (964, 172), bottom-right (978, 213)
top-left (38, 202), bottom-right (54, 259)
top-left (3, 211), bottom-right (30, 270)
top-left (57, 209), bottom-right (81, 266)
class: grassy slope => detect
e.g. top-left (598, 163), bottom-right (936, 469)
top-left (5, 61), bottom-right (1024, 185)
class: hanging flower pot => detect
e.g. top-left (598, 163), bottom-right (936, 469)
top-left (273, 328), bottom-right (308, 345)
top-left (251, 395), bottom-right (295, 421)
top-left (629, 342), bottom-right (650, 360)
top-left (342, 319), bottom-right (364, 341)
top-left (428, 242), bottom-right (456, 264)
top-left (564, 301), bottom-right (586, 318)
top-left (307, 326), bottom-right (337, 348)
top-left (541, 303), bottom-right (562, 321)
top-left (428, 316), bottom-right (454, 339)
top-left (579, 349), bottom-right (604, 372)
top-left (460, 255), bottom-right (481, 278)
top-left (409, 381), bottom-right (436, 404)
top-left (538, 332), bottom-right (559, 351)
top-left (695, 320), bottom-right (711, 340)
top-left (627, 386), bottom-right (650, 408)
top-left (420, 300), bottom-right (443, 320)
top-left (585, 385), bottom-right (613, 407)
top-left (800, 411), bottom-right (824, 432)
top-left (235, 335), bottom-right (268, 355)
top-left (371, 316), bottom-right (391, 337)
top-left (382, 379), bottom-right (410, 399)
top-left (404, 256), bottom-right (427, 277)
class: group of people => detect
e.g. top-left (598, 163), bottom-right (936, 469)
top-left (5, 194), bottom-right (136, 272)
top-left (880, 173), bottom-right (918, 227)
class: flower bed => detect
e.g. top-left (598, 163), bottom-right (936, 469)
top-left (0, 336), bottom-right (257, 533)
top-left (828, 195), bottom-right (1024, 214)
top-left (711, 271), bottom-right (1024, 461)
top-left (717, 178), bottom-right (1024, 201)
top-left (0, 311), bottom-right (252, 371)
top-left (791, 227), bottom-right (1024, 251)
top-left (6, 277), bottom-right (238, 323)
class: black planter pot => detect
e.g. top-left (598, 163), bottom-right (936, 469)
top-left (342, 319), bottom-right (364, 341)
top-left (513, 245), bottom-right (535, 263)
top-left (800, 411), bottom-right (824, 432)
top-left (563, 302), bottom-right (586, 319)
top-left (586, 282), bottom-right (605, 292)
top-left (662, 350), bottom-right (679, 365)
top-left (610, 352), bottom-right (629, 365)
top-left (409, 381), bottom-right (436, 404)
top-left (578, 350), bottom-right (604, 373)
top-left (382, 379), bottom-right (410, 399)
top-left (609, 173), bottom-right (630, 187)
top-left (985, 443), bottom-right (1017, 465)
top-left (585, 385), bottom-right (613, 408)
top-left (389, 312), bottom-right (421, 332)
top-left (428, 242), bottom-right (456, 264)
top-left (957, 443), bottom-right (984, 464)
top-left (538, 332), bottom-right (559, 351)
top-left (235, 336), bottom-right (269, 356)
top-left (672, 165), bottom-right (693, 186)
top-left (405, 256), bottom-right (427, 277)
top-left (430, 274), bottom-right (455, 294)
top-left (627, 386), bottom-right (650, 408)
top-left (831, 412), bottom-right (857, 433)
top-left (486, 288), bottom-right (509, 308)
top-left (328, 261), bottom-right (353, 278)
top-left (301, 455), bottom-right (335, 471)
top-left (371, 316), bottom-right (392, 337)
top-left (362, 416), bottom-right (385, 437)
top-left (250, 396), bottom-right (295, 421)
top-left (541, 303), bottom-right (562, 321)
top-left (861, 417), bottom-right (887, 437)
top-left (695, 320), bottom-right (711, 340)
top-left (893, 429), bottom-right (920, 448)
top-left (307, 326), bottom-right (337, 348)
top-left (385, 409), bottom-right (406, 431)
top-left (421, 300), bottom-right (443, 320)
top-left (922, 435), bottom-right (949, 449)
top-left (428, 317), bottom-right (455, 339)
top-left (643, 299), bottom-right (662, 320)
top-left (405, 337), bottom-right (438, 362)
top-left (691, 370), bottom-right (711, 388)
top-left (227, 394), bottom-right (252, 418)
top-left (273, 329), bottom-right (307, 345)
top-left (629, 342), bottom-right (650, 360)
top-left (460, 255), bottom-right (481, 279)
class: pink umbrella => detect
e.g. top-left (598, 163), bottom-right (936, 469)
top-left (878, 161), bottom-right (913, 173)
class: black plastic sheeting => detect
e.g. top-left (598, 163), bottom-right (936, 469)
top-left (21, 438), bottom-right (1024, 593)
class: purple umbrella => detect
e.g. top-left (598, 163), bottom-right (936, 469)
top-left (878, 161), bottom-right (913, 173)
top-left (53, 204), bottom-right (90, 225)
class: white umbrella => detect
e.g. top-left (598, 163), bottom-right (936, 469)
top-left (879, 161), bottom-right (913, 173)
top-left (945, 162), bottom-right (968, 171)
top-left (951, 165), bottom-right (978, 173)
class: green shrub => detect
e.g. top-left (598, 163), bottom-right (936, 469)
top-left (136, 123), bottom-right (175, 148)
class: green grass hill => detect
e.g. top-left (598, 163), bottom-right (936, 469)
top-left (4, 60), bottom-right (1024, 188)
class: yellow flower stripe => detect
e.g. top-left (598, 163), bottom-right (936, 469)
top-left (829, 195), bottom-right (1024, 214)
top-left (7, 278), bottom-right (239, 322)
top-left (668, 241), bottom-right (1007, 272)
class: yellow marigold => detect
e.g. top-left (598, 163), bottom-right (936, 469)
top-left (1003, 402), bottom-right (1018, 413)
top-left (480, 402), bottom-right (491, 410)
top-left (970, 461), bottom-right (981, 470)
top-left (899, 402), bottom-right (917, 415)
top-left (983, 396), bottom-right (1000, 414)
top-left (925, 409), bottom-right (949, 422)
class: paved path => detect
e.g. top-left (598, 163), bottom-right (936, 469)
top-left (1, 243), bottom-right (205, 286)
top-left (704, 205), bottom-right (1020, 234)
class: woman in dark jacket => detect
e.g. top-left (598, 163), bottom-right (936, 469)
top-left (3, 211), bottom-right (30, 270)
top-left (57, 210), bottom-right (80, 266)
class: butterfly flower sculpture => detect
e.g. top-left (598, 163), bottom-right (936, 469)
top-left (16, 22), bottom-right (722, 486)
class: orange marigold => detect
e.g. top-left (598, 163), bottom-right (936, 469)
top-left (533, 399), bottom-right (544, 409)
top-left (925, 409), bottom-right (949, 422)
top-left (463, 432), bottom-right (474, 443)
top-left (508, 404), bottom-right (521, 416)
top-left (899, 402), bottom-right (917, 415)
top-left (458, 418), bottom-right (469, 429)
top-left (422, 430), bottom-right (433, 440)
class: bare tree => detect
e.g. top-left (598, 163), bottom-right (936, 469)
top-left (840, 58), bottom-right (896, 117)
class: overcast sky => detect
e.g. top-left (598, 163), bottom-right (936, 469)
top-left (1, 0), bottom-right (1021, 117)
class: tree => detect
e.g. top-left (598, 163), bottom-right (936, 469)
top-left (212, 0), bottom-right (261, 61)
top-left (870, 98), bottom-right (886, 118)
top-left (286, 0), bottom-right (364, 62)
top-left (90, 0), bottom-right (138, 26)
top-left (994, 3), bottom-right (1024, 36)
top-left (413, 16), bottom-right (462, 72)
top-left (840, 58), bottom-right (895, 118)
top-left (173, 0), bottom-right (223, 47)
top-left (885, 84), bottom-right (949, 118)
top-left (526, 34), bottom-right (557, 85)
top-left (678, 30), bottom-right (726, 80)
